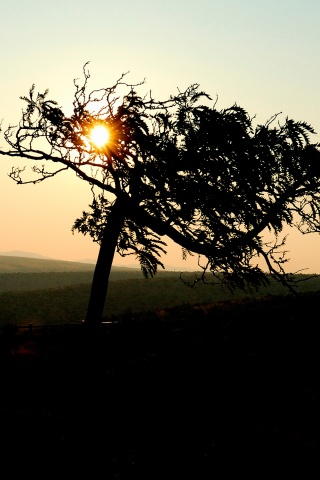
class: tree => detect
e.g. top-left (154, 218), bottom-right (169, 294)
top-left (1, 63), bottom-right (320, 325)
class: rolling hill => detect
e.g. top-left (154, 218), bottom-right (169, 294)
top-left (0, 255), bottom-right (95, 273)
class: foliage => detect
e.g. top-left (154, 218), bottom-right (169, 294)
top-left (72, 194), bottom-right (166, 278)
top-left (2, 63), bottom-right (320, 313)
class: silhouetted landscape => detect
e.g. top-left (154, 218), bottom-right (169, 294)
top-left (2, 1), bottom-right (320, 477)
top-left (0, 256), bottom-right (319, 477)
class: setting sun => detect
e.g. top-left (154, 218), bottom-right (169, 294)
top-left (90, 125), bottom-right (110, 148)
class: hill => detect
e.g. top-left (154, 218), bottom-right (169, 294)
top-left (1, 254), bottom-right (320, 327)
top-left (0, 254), bottom-right (96, 273)
top-left (0, 250), bottom-right (53, 259)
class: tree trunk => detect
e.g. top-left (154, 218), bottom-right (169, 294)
top-left (85, 197), bottom-right (126, 325)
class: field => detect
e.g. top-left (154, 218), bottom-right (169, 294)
top-left (0, 255), bottom-right (319, 476)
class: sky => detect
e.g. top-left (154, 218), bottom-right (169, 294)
top-left (1, 0), bottom-right (320, 273)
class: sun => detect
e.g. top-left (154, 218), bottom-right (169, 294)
top-left (90, 125), bottom-right (110, 148)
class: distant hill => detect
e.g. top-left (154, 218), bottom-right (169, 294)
top-left (0, 250), bottom-right (98, 265)
top-left (0, 250), bottom-right (52, 260)
top-left (0, 255), bottom-right (96, 273)
top-left (78, 258), bottom-right (96, 264)
top-left (0, 251), bottom-right (198, 273)
top-left (0, 255), bottom-right (165, 293)
top-left (0, 251), bottom-right (141, 270)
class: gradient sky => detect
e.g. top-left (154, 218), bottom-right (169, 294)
top-left (1, 0), bottom-right (320, 273)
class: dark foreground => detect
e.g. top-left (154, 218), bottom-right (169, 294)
top-left (0, 293), bottom-right (319, 478)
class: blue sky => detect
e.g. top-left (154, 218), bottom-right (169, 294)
top-left (1, 0), bottom-right (320, 272)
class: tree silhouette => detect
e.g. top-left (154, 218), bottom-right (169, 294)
top-left (1, 63), bottom-right (320, 324)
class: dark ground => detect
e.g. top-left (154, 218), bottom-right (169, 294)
top-left (0, 293), bottom-right (319, 478)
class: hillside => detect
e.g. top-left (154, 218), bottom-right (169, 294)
top-left (0, 254), bottom-right (148, 283)
top-left (0, 254), bottom-right (96, 273)
top-left (0, 255), bottom-right (179, 295)
top-left (2, 254), bottom-right (320, 327)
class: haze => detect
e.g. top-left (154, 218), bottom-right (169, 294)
top-left (1, 0), bottom-right (320, 273)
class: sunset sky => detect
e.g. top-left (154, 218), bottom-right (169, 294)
top-left (1, 0), bottom-right (320, 273)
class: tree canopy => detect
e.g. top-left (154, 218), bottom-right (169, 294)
top-left (1, 63), bottom-right (320, 323)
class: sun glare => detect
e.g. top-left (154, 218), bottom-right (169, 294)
top-left (90, 125), bottom-right (110, 148)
